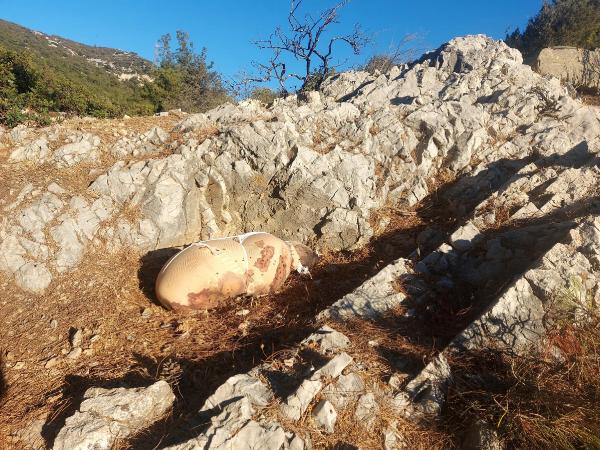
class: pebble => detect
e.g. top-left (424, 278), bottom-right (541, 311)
top-left (67, 347), bottom-right (82, 359)
top-left (70, 329), bottom-right (83, 348)
top-left (236, 309), bottom-right (250, 316)
top-left (50, 319), bottom-right (58, 329)
top-left (45, 357), bottom-right (59, 368)
top-left (141, 308), bottom-right (152, 318)
top-left (312, 399), bottom-right (337, 433)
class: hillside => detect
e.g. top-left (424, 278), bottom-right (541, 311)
top-left (0, 18), bottom-right (156, 118)
top-left (0, 19), bottom-right (153, 79)
top-left (0, 35), bottom-right (599, 449)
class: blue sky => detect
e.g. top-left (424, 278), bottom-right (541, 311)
top-left (0, 0), bottom-right (541, 83)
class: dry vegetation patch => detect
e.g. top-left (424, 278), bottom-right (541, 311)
top-left (443, 314), bottom-right (600, 449)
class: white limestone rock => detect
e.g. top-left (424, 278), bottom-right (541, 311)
top-left (163, 397), bottom-right (287, 450)
top-left (301, 325), bottom-right (350, 355)
top-left (312, 400), bottom-right (337, 434)
top-left (53, 380), bottom-right (175, 450)
top-left (199, 373), bottom-right (273, 412)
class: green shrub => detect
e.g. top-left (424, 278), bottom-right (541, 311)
top-left (145, 31), bottom-right (231, 113)
top-left (506, 0), bottom-right (600, 57)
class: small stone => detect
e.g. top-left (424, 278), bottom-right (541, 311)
top-left (50, 319), bottom-right (58, 329)
top-left (13, 361), bottom-right (25, 370)
top-left (354, 393), bottom-right (378, 430)
top-left (141, 308), bottom-right (152, 319)
top-left (52, 380), bottom-right (175, 450)
top-left (90, 334), bottom-right (100, 343)
top-left (301, 326), bottom-right (350, 354)
top-left (236, 309), bottom-right (250, 316)
top-left (45, 357), bottom-right (59, 368)
top-left (368, 340), bottom-right (379, 347)
top-left (83, 349), bottom-right (94, 357)
top-left (449, 222), bottom-right (482, 252)
top-left (67, 347), bottom-right (82, 360)
top-left (389, 373), bottom-right (408, 391)
top-left (70, 329), bottom-right (83, 348)
top-left (312, 399), bottom-right (337, 433)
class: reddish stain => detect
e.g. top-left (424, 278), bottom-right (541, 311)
top-left (187, 288), bottom-right (223, 309)
top-left (254, 245), bottom-right (275, 272)
top-left (255, 240), bottom-right (265, 248)
top-left (187, 272), bottom-right (247, 310)
top-left (271, 252), bottom-right (290, 292)
top-left (245, 269), bottom-right (255, 284)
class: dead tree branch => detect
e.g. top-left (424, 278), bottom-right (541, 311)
top-left (249, 0), bottom-right (368, 93)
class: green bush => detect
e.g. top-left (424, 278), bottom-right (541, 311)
top-left (0, 30), bottom-right (231, 127)
top-left (506, 0), bottom-right (600, 57)
top-left (0, 45), bottom-right (127, 126)
top-left (145, 31), bottom-right (231, 113)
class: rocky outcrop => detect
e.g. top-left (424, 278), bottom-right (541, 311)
top-left (534, 46), bottom-right (600, 90)
top-left (4, 34), bottom-right (600, 294)
top-left (13, 33), bottom-right (600, 447)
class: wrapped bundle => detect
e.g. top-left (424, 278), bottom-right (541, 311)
top-left (155, 232), bottom-right (318, 311)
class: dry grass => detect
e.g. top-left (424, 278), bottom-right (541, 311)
top-left (0, 114), bottom-right (183, 210)
top-left (443, 314), bottom-right (600, 449)
top-left (260, 313), bottom-right (454, 449)
top-left (0, 197), bottom-right (431, 448)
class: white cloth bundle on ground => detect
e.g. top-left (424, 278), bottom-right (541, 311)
top-left (155, 232), bottom-right (318, 311)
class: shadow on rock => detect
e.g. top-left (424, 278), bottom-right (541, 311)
top-left (41, 365), bottom-right (158, 448)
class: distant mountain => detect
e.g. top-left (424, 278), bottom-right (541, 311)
top-left (0, 18), bottom-right (153, 81)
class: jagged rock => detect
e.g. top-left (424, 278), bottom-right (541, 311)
top-left (301, 325), bottom-right (350, 354)
top-left (6, 35), bottom-right (598, 294)
top-left (281, 352), bottom-right (353, 420)
top-left (163, 397), bottom-right (288, 450)
top-left (462, 420), bottom-right (503, 450)
top-left (452, 278), bottom-right (545, 352)
top-left (319, 258), bottom-right (414, 321)
top-left (53, 133), bottom-right (101, 167)
top-left (199, 373), bottom-right (273, 412)
top-left (449, 222), bottom-right (481, 252)
top-left (52, 380), bottom-right (175, 450)
top-left (354, 393), bottom-right (378, 430)
top-left (393, 354), bottom-right (451, 421)
top-left (14, 262), bottom-right (52, 293)
top-left (9, 138), bottom-right (50, 162)
top-left (111, 126), bottom-right (169, 158)
top-left (312, 400), bottom-right (337, 433)
top-left (322, 372), bottom-right (365, 409)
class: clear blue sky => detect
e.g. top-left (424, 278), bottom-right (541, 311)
top-left (0, 0), bottom-right (541, 82)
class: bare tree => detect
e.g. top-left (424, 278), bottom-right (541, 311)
top-left (248, 0), bottom-right (368, 93)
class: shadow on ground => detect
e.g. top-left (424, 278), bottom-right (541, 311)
top-left (43, 140), bottom-right (600, 448)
